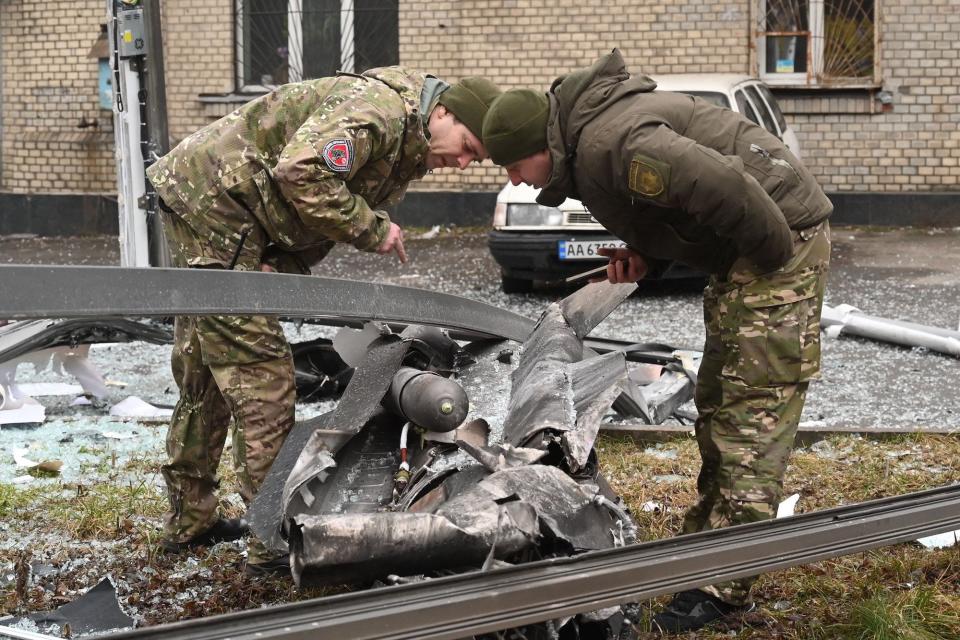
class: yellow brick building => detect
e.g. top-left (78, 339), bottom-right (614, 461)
top-left (0, 1), bottom-right (957, 233)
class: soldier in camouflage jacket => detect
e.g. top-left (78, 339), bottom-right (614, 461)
top-left (482, 50), bottom-right (831, 632)
top-left (147, 67), bottom-right (499, 574)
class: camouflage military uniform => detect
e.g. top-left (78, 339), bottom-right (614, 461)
top-left (528, 50), bottom-right (833, 606)
top-left (683, 221), bottom-right (830, 604)
top-left (146, 66), bottom-right (430, 560)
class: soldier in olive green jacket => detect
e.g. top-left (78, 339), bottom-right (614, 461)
top-left (482, 50), bottom-right (831, 632)
top-left (147, 67), bottom-right (500, 576)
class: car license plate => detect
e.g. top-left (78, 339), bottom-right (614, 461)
top-left (558, 239), bottom-right (626, 260)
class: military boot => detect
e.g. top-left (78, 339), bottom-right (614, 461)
top-left (244, 537), bottom-right (291, 577)
top-left (160, 517), bottom-right (249, 554)
top-left (651, 589), bottom-right (753, 633)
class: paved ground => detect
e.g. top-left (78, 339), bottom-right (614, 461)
top-left (2, 225), bottom-right (959, 431)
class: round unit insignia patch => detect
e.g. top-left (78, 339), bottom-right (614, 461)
top-left (322, 139), bottom-right (354, 173)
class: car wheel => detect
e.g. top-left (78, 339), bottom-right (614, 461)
top-left (501, 275), bottom-right (534, 294)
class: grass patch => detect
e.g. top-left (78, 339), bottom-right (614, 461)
top-left (48, 479), bottom-right (167, 538)
top-left (0, 476), bottom-right (166, 539)
top-left (0, 483), bottom-right (47, 518)
top-left (829, 586), bottom-right (960, 639)
top-left (3, 433), bottom-right (959, 635)
top-left (598, 433), bottom-right (960, 639)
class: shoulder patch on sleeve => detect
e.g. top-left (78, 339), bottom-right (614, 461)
top-left (628, 154), bottom-right (671, 199)
top-left (322, 138), bottom-right (355, 173)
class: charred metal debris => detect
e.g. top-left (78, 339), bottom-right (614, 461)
top-left (0, 266), bottom-right (705, 638)
top-left (92, 483), bottom-right (960, 640)
top-left (2, 266), bottom-right (960, 639)
top-left (260, 280), bottom-right (648, 594)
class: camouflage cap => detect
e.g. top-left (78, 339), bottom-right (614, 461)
top-left (481, 89), bottom-right (549, 166)
top-left (437, 77), bottom-right (502, 140)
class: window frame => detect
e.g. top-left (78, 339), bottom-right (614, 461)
top-left (755, 0), bottom-right (880, 89)
top-left (234, 0), bottom-right (360, 93)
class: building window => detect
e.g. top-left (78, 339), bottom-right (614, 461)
top-left (236, 0), bottom-right (398, 91)
top-left (757, 0), bottom-right (876, 86)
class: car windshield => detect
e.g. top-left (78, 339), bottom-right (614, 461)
top-left (679, 91), bottom-right (730, 109)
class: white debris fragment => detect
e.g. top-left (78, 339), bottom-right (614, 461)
top-left (651, 474), bottom-right (685, 484)
top-left (0, 399), bottom-right (45, 425)
top-left (776, 493), bottom-right (801, 518)
top-left (917, 529), bottom-right (960, 550)
top-left (1, 345), bottom-right (110, 401)
top-left (416, 225), bottom-right (441, 240)
top-left (821, 303), bottom-right (960, 357)
top-left (643, 447), bottom-right (678, 460)
top-left (101, 431), bottom-right (137, 440)
top-left (11, 448), bottom-right (63, 474)
top-left (109, 396), bottom-right (173, 419)
top-left (16, 383), bottom-right (84, 397)
top-left (640, 501), bottom-right (663, 512)
top-left (12, 448), bottom-right (38, 467)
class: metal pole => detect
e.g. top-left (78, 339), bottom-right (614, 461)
top-left (340, 0), bottom-right (355, 73)
top-left (0, 5), bottom-right (5, 188)
top-left (141, 0), bottom-right (171, 267)
top-left (287, 0), bottom-right (303, 82)
top-left (110, 0), bottom-right (151, 267)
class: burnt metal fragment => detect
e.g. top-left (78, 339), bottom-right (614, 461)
top-left (290, 337), bottom-right (352, 401)
top-left (0, 266), bottom-right (536, 341)
top-left (559, 281), bottom-right (637, 340)
top-left (287, 281), bottom-right (637, 593)
top-left (0, 318), bottom-right (172, 365)
top-left (1, 577), bottom-right (133, 637)
top-left (281, 336), bottom-right (411, 536)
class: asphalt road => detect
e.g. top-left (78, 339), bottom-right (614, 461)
top-left (2, 225), bottom-right (958, 431)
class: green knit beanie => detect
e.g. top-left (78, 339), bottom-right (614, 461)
top-left (482, 89), bottom-right (549, 165)
top-left (437, 77), bottom-right (502, 140)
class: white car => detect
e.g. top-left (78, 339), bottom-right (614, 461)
top-left (489, 74), bottom-right (801, 293)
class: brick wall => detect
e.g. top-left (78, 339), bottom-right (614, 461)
top-left (0, 1), bottom-right (114, 193)
top-left (781, 0), bottom-right (960, 192)
top-left (399, 0), bottom-right (752, 192)
top-left (0, 0), bottom-right (232, 196)
top-left (160, 0), bottom-right (234, 142)
top-left (1, 0), bottom-right (958, 200)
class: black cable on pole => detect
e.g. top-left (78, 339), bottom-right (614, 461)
top-left (111, 1), bottom-right (124, 112)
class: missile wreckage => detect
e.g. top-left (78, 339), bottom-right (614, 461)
top-left (231, 277), bottom-right (703, 635)
top-left (0, 265), bottom-right (702, 638)
top-left (4, 265), bottom-right (960, 640)
top-left (250, 280), bottom-right (650, 595)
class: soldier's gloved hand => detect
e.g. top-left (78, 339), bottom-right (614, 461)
top-left (597, 247), bottom-right (648, 283)
top-left (377, 222), bottom-right (408, 263)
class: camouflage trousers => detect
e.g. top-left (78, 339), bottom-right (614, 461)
top-left (160, 209), bottom-right (295, 561)
top-left (683, 222), bottom-right (831, 606)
